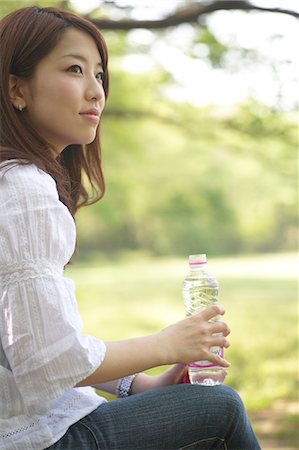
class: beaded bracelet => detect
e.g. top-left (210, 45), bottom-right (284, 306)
top-left (116, 374), bottom-right (138, 398)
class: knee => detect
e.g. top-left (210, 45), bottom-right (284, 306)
top-left (216, 385), bottom-right (246, 417)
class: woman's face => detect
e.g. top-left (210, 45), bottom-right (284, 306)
top-left (20, 28), bottom-right (105, 154)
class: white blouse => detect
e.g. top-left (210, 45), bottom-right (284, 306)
top-left (0, 163), bottom-right (107, 450)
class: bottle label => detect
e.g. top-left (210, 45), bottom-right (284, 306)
top-left (189, 347), bottom-right (224, 369)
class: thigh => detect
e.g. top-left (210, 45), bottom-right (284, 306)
top-left (89, 384), bottom-right (227, 450)
top-left (46, 419), bottom-right (99, 449)
top-left (49, 384), bottom-right (260, 450)
top-left (81, 384), bottom-right (258, 449)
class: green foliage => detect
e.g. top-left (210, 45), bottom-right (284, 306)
top-left (76, 69), bottom-right (297, 258)
top-left (192, 26), bottom-right (229, 67)
top-left (1, 1), bottom-right (296, 258)
top-left (0, 0), bottom-right (62, 17)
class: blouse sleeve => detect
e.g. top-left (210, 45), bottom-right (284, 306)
top-left (0, 164), bottom-right (106, 409)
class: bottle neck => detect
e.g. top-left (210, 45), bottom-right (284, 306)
top-left (189, 262), bottom-right (207, 271)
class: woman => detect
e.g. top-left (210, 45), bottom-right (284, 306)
top-left (0, 6), bottom-right (261, 450)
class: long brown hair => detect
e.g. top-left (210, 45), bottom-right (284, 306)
top-left (0, 6), bottom-right (109, 216)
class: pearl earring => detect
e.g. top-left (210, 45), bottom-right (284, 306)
top-left (18, 105), bottom-right (23, 112)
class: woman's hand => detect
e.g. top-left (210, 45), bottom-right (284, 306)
top-left (94, 364), bottom-right (188, 396)
top-left (130, 364), bottom-right (187, 394)
top-left (157, 364), bottom-right (188, 386)
top-left (77, 304), bottom-right (230, 387)
top-left (157, 304), bottom-right (231, 368)
top-left (131, 305), bottom-right (231, 395)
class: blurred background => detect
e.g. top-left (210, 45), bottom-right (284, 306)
top-left (1, 1), bottom-right (298, 448)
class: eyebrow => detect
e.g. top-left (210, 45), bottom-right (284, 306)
top-left (61, 53), bottom-right (103, 68)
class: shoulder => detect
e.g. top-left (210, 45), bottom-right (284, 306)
top-left (0, 162), bottom-right (58, 202)
top-left (0, 161), bottom-right (74, 232)
top-left (0, 162), bottom-right (76, 264)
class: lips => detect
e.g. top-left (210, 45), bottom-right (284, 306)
top-left (80, 108), bottom-right (100, 117)
top-left (79, 108), bottom-right (100, 123)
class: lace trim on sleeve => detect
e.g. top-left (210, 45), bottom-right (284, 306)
top-left (0, 259), bottom-right (63, 286)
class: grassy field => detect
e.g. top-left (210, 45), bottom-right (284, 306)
top-left (66, 252), bottom-right (298, 448)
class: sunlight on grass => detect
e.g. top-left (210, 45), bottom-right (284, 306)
top-left (66, 252), bottom-right (298, 413)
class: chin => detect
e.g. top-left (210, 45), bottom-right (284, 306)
top-left (87, 136), bottom-right (97, 144)
top-left (84, 132), bottom-right (97, 144)
top-left (72, 135), bottom-right (97, 146)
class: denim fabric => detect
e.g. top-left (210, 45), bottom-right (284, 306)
top-left (46, 384), bottom-right (261, 450)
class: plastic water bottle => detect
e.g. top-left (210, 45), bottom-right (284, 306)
top-left (182, 254), bottom-right (226, 386)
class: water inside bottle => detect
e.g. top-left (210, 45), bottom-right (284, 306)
top-left (183, 275), bottom-right (226, 385)
top-left (188, 366), bottom-right (227, 386)
top-left (183, 281), bottom-right (218, 318)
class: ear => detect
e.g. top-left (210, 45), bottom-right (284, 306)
top-left (8, 74), bottom-right (27, 110)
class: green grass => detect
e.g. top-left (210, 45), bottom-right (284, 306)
top-left (66, 252), bottom-right (298, 413)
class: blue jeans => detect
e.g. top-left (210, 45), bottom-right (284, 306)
top-left (46, 385), bottom-right (261, 449)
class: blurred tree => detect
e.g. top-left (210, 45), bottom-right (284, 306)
top-left (84, 1), bottom-right (299, 30)
top-left (0, 0), bottom-right (64, 16)
top-left (0, 0), bottom-right (297, 257)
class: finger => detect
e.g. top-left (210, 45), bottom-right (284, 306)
top-left (205, 352), bottom-right (231, 368)
top-left (197, 304), bottom-right (225, 321)
top-left (210, 335), bottom-right (230, 349)
top-left (164, 364), bottom-right (187, 384)
top-left (209, 321), bottom-right (230, 336)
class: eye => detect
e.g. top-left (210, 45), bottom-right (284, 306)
top-left (68, 65), bottom-right (82, 74)
top-left (96, 71), bottom-right (104, 83)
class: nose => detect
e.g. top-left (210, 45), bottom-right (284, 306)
top-left (85, 75), bottom-right (105, 105)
